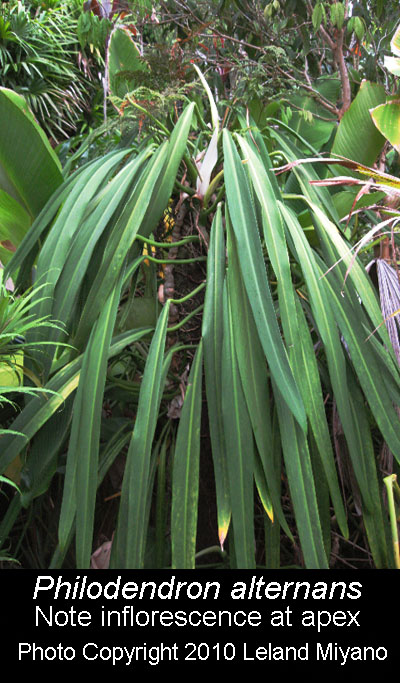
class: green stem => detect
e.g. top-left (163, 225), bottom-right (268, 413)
top-left (167, 304), bottom-right (204, 332)
top-left (203, 169), bottom-right (224, 207)
top-left (126, 97), bottom-right (170, 135)
top-left (202, 185), bottom-right (225, 216)
top-left (145, 255), bottom-right (207, 265)
top-left (135, 234), bottom-right (200, 249)
top-left (169, 282), bottom-right (206, 305)
top-left (174, 180), bottom-right (196, 196)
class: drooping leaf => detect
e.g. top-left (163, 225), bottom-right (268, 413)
top-left (171, 342), bottom-right (203, 569)
top-left (223, 130), bottom-right (307, 431)
top-left (202, 206), bottom-right (231, 547)
top-left (110, 302), bottom-right (171, 568)
top-left (221, 283), bottom-right (255, 569)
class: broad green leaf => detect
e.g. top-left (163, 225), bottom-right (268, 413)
top-left (390, 22), bottom-right (400, 57)
top-left (384, 56), bottom-right (400, 77)
top-left (171, 342), bottom-right (203, 569)
top-left (0, 88), bottom-right (62, 219)
top-left (5, 163), bottom-right (93, 286)
top-left (284, 95), bottom-right (336, 150)
top-left (108, 27), bottom-right (149, 99)
top-left (370, 101), bottom-right (400, 153)
top-left (312, 3), bottom-right (323, 30)
top-left (0, 189), bottom-right (30, 260)
top-left (331, 81), bottom-right (386, 172)
top-left (332, 189), bottom-right (385, 220)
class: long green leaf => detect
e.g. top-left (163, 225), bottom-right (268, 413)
top-left (51, 151), bottom-right (151, 342)
top-left (293, 297), bottom-right (348, 537)
top-left (110, 301), bottom-right (171, 568)
top-left (273, 379), bottom-right (329, 569)
top-left (202, 205), bottom-right (231, 547)
top-left (73, 144), bottom-right (169, 350)
top-left (171, 342), bottom-right (203, 568)
top-left (226, 219), bottom-right (292, 538)
top-left (221, 283), bottom-right (255, 569)
top-left (280, 203), bottom-right (378, 511)
top-left (59, 273), bottom-right (123, 566)
top-left (0, 328), bottom-right (152, 475)
top-left (223, 130), bottom-right (306, 431)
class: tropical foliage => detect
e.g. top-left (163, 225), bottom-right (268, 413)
top-left (1, 1), bottom-right (400, 570)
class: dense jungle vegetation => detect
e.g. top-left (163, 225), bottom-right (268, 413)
top-left (1, 0), bottom-right (400, 570)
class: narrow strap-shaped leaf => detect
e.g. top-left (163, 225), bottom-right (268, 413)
top-left (236, 134), bottom-right (299, 349)
top-left (226, 219), bottom-right (292, 538)
top-left (139, 103), bottom-right (195, 236)
top-left (171, 341), bottom-right (203, 568)
top-left (221, 283), bottom-right (255, 569)
top-left (0, 328), bottom-right (153, 475)
top-left (57, 270), bottom-right (128, 556)
top-left (202, 205), bottom-right (231, 547)
top-left (273, 379), bottom-right (329, 569)
top-left (0, 371), bottom-right (80, 475)
top-left (318, 257), bottom-right (400, 465)
top-left (223, 130), bottom-right (306, 431)
top-left (73, 144), bottom-right (169, 350)
top-left (110, 301), bottom-right (171, 568)
top-left (305, 197), bottom-right (396, 356)
top-left (293, 297), bottom-right (348, 538)
top-left (74, 273), bottom-right (124, 567)
top-left (50, 150), bottom-right (152, 341)
top-left (20, 395), bottom-right (74, 508)
top-left (279, 202), bottom-right (376, 511)
top-left (4, 154), bottom-right (118, 285)
top-left (346, 369), bottom-right (389, 568)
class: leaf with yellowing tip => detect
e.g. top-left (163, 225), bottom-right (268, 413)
top-left (221, 282), bottom-right (255, 569)
top-left (202, 206), bottom-right (231, 549)
top-left (226, 214), bottom-right (292, 539)
top-left (171, 342), bottom-right (203, 569)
